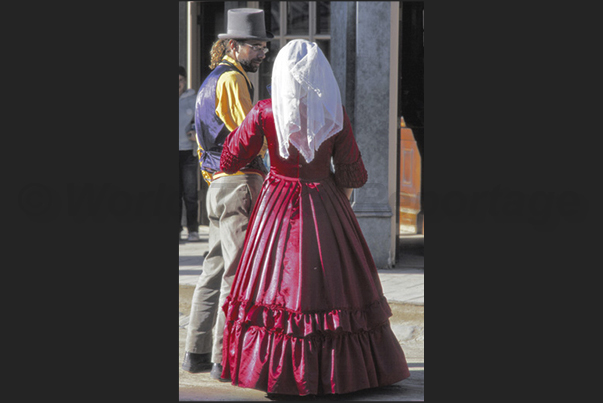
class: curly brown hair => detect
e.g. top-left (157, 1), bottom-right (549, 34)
top-left (209, 39), bottom-right (230, 70)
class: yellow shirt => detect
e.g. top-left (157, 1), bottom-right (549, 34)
top-left (215, 55), bottom-right (253, 132)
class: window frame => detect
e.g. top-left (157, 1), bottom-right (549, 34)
top-left (250, 1), bottom-right (331, 103)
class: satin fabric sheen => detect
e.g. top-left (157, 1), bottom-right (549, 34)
top-left (219, 99), bottom-right (410, 395)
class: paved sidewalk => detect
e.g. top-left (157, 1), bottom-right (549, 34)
top-left (178, 226), bottom-right (424, 401)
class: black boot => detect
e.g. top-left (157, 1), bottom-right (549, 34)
top-left (210, 363), bottom-right (230, 382)
top-left (181, 352), bottom-right (212, 373)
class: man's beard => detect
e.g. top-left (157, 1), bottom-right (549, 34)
top-left (240, 59), bottom-right (261, 73)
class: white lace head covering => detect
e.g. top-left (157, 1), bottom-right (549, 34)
top-left (271, 39), bottom-right (344, 163)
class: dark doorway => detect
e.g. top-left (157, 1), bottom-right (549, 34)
top-left (397, 1), bottom-right (424, 243)
top-left (400, 1), bottom-right (424, 156)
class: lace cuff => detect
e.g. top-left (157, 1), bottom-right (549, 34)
top-left (334, 154), bottom-right (368, 188)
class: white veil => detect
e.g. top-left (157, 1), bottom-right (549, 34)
top-left (271, 39), bottom-right (344, 163)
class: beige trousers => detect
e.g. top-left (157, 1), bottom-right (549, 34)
top-left (184, 173), bottom-right (263, 363)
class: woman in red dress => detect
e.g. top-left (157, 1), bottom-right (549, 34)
top-left (219, 39), bottom-right (410, 396)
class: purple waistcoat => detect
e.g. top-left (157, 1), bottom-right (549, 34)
top-left (194, 61), bottom-right (254, 174)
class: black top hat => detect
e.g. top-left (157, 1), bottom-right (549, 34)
top-left (218, 8), bottom-right (274, 42)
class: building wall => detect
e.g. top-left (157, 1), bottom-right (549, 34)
top-left (179, 2), bottom-right (187, 71)
top-left (355, 1), bottom-right (397, 269)
top-left (330, 2), bottom-right (356, 126)
top-left (332, 1), bottom-right (398, 269)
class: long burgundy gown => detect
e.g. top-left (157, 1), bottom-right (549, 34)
top-left (219, 99), bottom-right (410, 396)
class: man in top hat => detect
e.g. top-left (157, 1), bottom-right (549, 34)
top-left (182, 8), bottom-right (273, 381)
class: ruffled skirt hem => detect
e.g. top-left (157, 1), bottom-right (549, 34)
top-left (223, 295), bottom-right (394, 338)
top-left (222, 317), bottom-right (411, 396)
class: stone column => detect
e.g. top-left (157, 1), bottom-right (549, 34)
top-left (352, 2), bottom-right (395, 269)
top-left (330, 1), bottom-right (356, 126)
